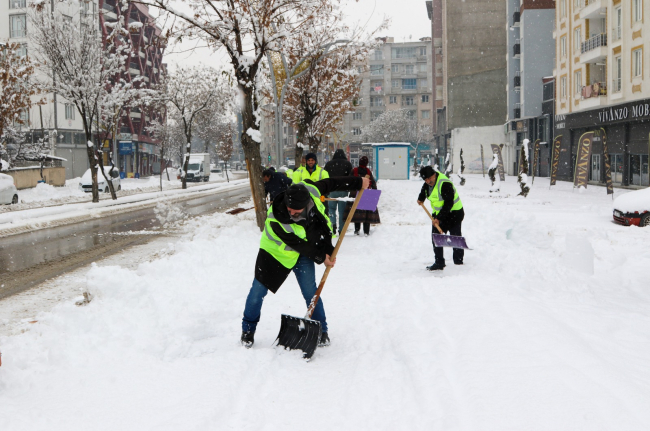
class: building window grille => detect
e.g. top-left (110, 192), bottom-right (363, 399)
top-left (10, 0), bottom-right (26, 8)
top-left (581, 34), bottom-right (607, 54)
top-left (402, 79), bottom-right (416, 90)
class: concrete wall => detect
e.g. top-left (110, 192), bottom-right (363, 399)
top-left (521, 9), bottom-right (555, 118)
top-left (56, 146), bottom-right (91, 179)
top-left (445, 0), bottom-right (507, 130)
top-left (449, 125), bottom-right (508, 175)
top-left (7, 167), bottom-right (66, 189)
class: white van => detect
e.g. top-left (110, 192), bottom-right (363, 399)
top-left (79, 167), bottom-right (121, 193)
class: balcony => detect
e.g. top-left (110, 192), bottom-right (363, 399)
top-left (578, 82), bottom-right (607, 109)
top-left (580, 0), bottom-right (606, 20)
top-left (580, 34), bottom-right (607, 64)
top-left (513, 41), bottom-right (521, 59)
top-left (514, 71), bottom-right (521, 91)
top-left (512, 9), bottom-right (520, 27)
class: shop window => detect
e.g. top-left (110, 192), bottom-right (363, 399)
top-left (611, 154), bottom-right (623, 183)
top-left (630, 154), bottom-right (649, 186)
top-left (591, 154), bottom-right (601, 182)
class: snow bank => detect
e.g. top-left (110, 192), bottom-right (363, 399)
top-left (613, 187), bottom-right (650, 213)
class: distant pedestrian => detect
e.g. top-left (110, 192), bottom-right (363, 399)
top-left (263, 168), bottom-right (292, 203)
top-left (343, 156), bottom-right (380, 236)
top-left (324, 149), bottom-right (353, 234)
top-left (292, 153), bottom-right (329, 184)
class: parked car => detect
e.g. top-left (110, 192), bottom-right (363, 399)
top-left (79, 167), bottom-right (121, 193)
top-left (612, 188), bottom-right (650, 227)
top-left (0, 173), bottom-right (19, 205)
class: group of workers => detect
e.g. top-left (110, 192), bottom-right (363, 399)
top-left (245, 154), bottom-right (464, 349)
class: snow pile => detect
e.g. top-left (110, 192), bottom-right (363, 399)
top-left (19, 181), bottom-right (86, 203)
top-left (245, 127), bottom-right (262, 143)
top-left (613, 187), bottom-right (650, 213)
top-left (1, 176), bottom-right (649, 429)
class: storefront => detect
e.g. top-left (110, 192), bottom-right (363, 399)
top-left (561, 99), bottom-right (650, 187)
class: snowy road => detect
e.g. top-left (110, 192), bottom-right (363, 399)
top-left (0, 175), bottom-right (648, 430)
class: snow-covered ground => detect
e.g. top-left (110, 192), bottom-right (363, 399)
top-left (1, 174), bottom-right (649, 430)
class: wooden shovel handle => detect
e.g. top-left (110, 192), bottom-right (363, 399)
top-left (306, 189), bottom-right (364, 319)
top-left (419, 202), bottom-right (443, 234)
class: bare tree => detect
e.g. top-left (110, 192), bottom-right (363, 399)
top-left (216, 123), bottom-right (235, 182)
top-left (518, 138), bottom-right (530, 197)
top-left (30, 2), bottom-right (132, 202)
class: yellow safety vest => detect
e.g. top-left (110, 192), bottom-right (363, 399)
top-left (259, 183), bottom-right (332, 269)
top-left (292, 165), bottom-right (329, 184)
top-left (427, 173), bottom-right (463, 215)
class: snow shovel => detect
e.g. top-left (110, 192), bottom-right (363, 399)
top-left (418, 202), bottom-right (472, 250)
top-left (226, 207), bottom-right (253, 215)
top-left (276, 189), bottom-right (381, 360)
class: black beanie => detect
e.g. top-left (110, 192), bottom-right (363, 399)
top-left (419, 165), bottom-right (436, 180)
top-left (285, 184), bottom-right (311, 209)
top-left (305, 152), bottom-right (317, 162)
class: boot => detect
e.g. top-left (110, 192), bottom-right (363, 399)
top-left (241, 331), bottom-right (255, 348)
top-left (426, 261), bottom-right (446, 271)
top-left (318, 332), bottom-right (330, 347)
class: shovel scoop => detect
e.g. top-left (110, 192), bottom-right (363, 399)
top-left (419, 202), bottom-right (472, 250)
top-left (276, 189), bottom-right (381, 360)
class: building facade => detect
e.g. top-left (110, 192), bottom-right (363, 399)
top-left (554, 0), bottom-right (650, 187)
top-left (339, 36), bottom-right (434, 167)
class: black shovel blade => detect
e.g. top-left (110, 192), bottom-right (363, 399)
top-left (275, 314), bottom-right (322, 360)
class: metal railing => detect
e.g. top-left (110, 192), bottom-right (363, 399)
top-left (581, 33), bottom-right (607, 54)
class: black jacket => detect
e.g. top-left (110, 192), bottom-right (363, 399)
top-left (418, 180), bottom-right (465, 230)
top-left (255, 176), bottom-right (363, 293)
top-left (324, 149), bottom-right (353, 177)
top-left (264, 172), bottom-right (292, 201)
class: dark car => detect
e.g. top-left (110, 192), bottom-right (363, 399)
top-left (612, 188), bottom-right (650, 227)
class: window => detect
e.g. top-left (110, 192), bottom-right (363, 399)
top-left (560, 76), bottom-right (567, 99)
top-left (352, 128), bottom-right (362, 136)
top-left (421, 95), bottom-right (430, 103)
top-left (574, 27), bottom-right (581, 51)
top-left (575, 70), bottom-right (582, 95)
top-left (389, 96), bottom-right (397, 104)
top-left (613, 7), bottom-right (622, 41)
top-left (370, 65), bottom-right (383, 76)
top-left (374, 50), bottom-right (383, 60)
top-left (405, 64), bottom-right (415, 74)
top-left (613, 55), bottom-right (622, 92)
top-left (370, 97), bottom-right (384, 107)
top-left (419, 47), bottom-right (427, 56)
top-left (10, 0), bottom-right (26, 8)
top-left (392, 47), bottom-right (417, 59)
top-left (10, 14), bottom-right (26, 38)
top-left (65, 104), bottom-right (75, 120)
top-left (418, 64), bottom-right (427, 72)
top-left (404, 96), bottom-right (415, 106)
top-left (560, 36), bottom-right (567, 58)
top-left (357, 66), bottom-right (364, 73)
top-left (391, 64), bottom-right (399, 73)
top-left (371, 81), bottom-right (383, 92)
top-left (402, 78), bottom-right (416, 89)
top-left (560, 0), bottom-right (566, 18)
top-left (406, 110), bottom-right (416, 120)
top-left (15, 43), bottom-right (27, 57)
top-left (15, 109), bottom-right (29, 125)
top-left (352, 112), bottom-right (362, 120)
top-left (634, 0), bottom-right (643, 22)
top-left (421, 110), bottom-right (431, 119)
top-left (391, 79), bottom-right (400, 88)
top-left (633, 48), bottom-right (643, 77)
top-left (62, 14), bottom-right (72, 28)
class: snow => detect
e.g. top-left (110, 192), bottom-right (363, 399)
top-left (246, 127), bottom-right (262, 143)
top-left (1, 175), bottom-right (649, 430)
top-left (0, 173), bottom-right (15, 191)
top-left (612, 187), bottom-right (650, 213)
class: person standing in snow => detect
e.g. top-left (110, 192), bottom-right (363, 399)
top-left (417, 165), bottom-right (465, 271)
top-left (292, 153), bottom-right (329, 183)
top-left (263, 168), bottom-right (292, 203)
top-left (241, 176), bottom-right (371, 348)
top-left (343, 156), bottom-right (380, 236)
top-left (323, 149), bottom-right (353, 234)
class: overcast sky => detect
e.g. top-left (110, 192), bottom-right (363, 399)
top-left (164, 0), bottom-right (433, 70)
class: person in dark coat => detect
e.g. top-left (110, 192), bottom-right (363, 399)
top-left (417, 165), bottom-right (465, 271)
top-left (343, 156), bottom-right (381, 236)
top-left (263, 168), bottom-right (292, 203)
top-left (241, 176), bottom-right (371, 349)
top-left (323, 149), bottom-right (353, 234)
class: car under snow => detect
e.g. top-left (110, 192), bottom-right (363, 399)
top-left (612, 187), bottom-right (650, 227)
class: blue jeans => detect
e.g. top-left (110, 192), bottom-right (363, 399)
top-left (327, 191), bottom-right (348, 233)
top-left (242, 256), bottom-right (328, 333)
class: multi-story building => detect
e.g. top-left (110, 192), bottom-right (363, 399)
top-left (1, 0), bottom-right (164, 179)
top-left (506, 0), bottom-right (556, 176)
top-left (339, 36), bottom-right (434, 166)
top-left (427, 0), bottom-right (508, 174)
top-left (554, 0), bottom-right (649, 187)
top-left (1, 0), bottom-right (93, 178)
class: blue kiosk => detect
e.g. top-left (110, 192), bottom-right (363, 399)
top-left (371, 142), bottom-right (411, 180)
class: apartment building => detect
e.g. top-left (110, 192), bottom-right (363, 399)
top-left (339, 36), bottom-right (434, 166)
top-left (1, 0), bottom-right (93, 178)
top-left (554, 0), bottom-right (649, 187)
top-left (1, 0), bottom-right (165, 179)
top-left (506, 0), bottom-right (556, 177)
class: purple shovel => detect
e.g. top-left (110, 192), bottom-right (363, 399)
top-left (419, 202), bottom-right (472, 250)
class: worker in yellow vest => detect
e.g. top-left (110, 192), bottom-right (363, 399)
top-left (417, 166), bottom-right (465, 271)
top-left (241, 175), bottom-right (370, 348)
top-left (292, 153), bottom-right (329, 183)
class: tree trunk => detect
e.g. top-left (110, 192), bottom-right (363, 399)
top-left (294, 126), bottom-right (307, 167)
top-left (240, 87), bottom-right (267, 230)
top-left (84, 131), bottom-right (100, 203)
top-left (308, 136), bottom-right (320, 155)
top-left (182, 143), bottom-right (190, 190)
